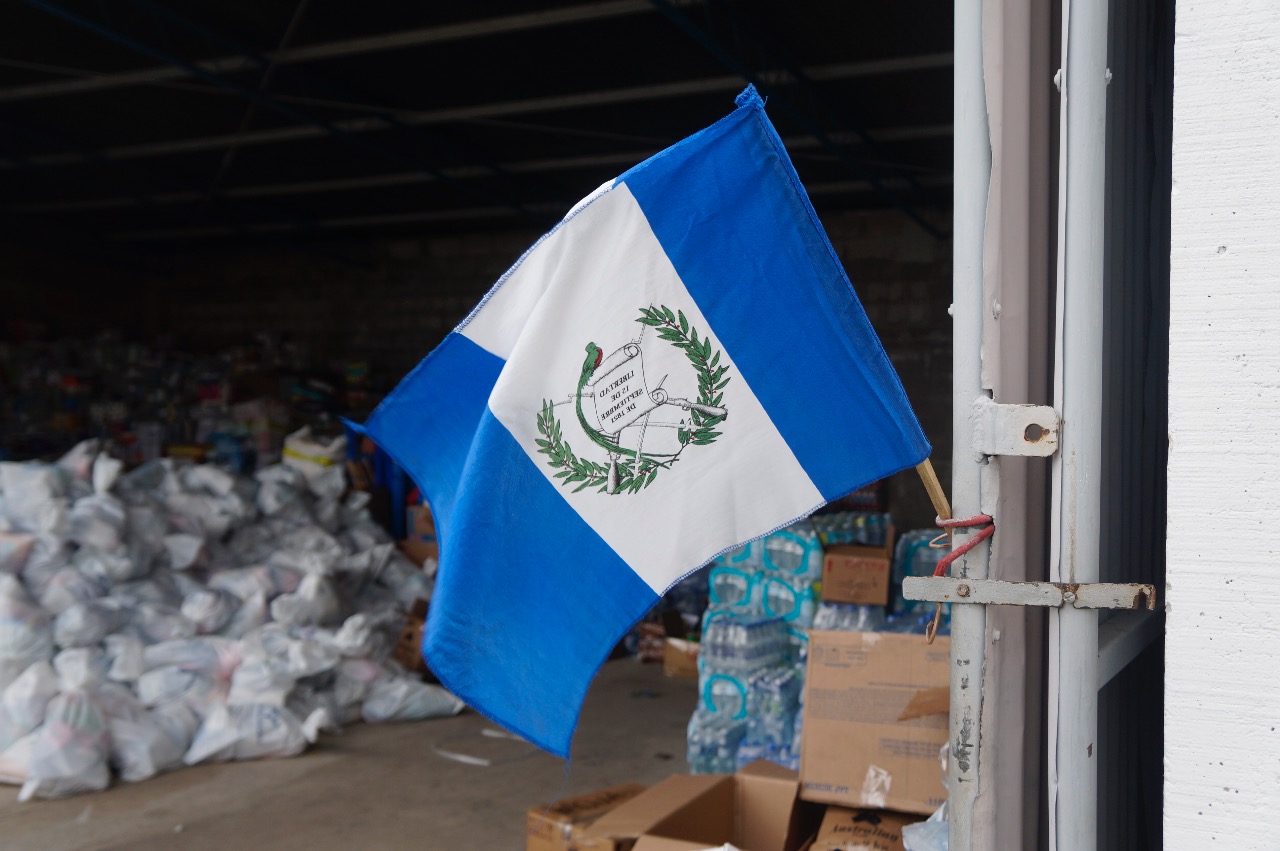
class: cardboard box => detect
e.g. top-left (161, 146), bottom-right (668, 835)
top-left (800, 631), bottom-right (950, 815)
top-left (397, 503), bottom-right (438, 568)
top-left (396, 537), bottom-right (438, 569)
top-left (587, 761), bottom-right (822, 851)
top-left (406, 503), bottom-right (436, 538)
top-left (394, 599), bottom-right (429, 675)
top-left (527, 783), bottom-right (648, 851)
top-left (808, 807), bottom-right (912, 851)
top-left (821, 529), bottom-right (894, 606)
top-left (662, 638), bottom-right (699, 679)
top-left (636, 622), bottom-right (667, 664)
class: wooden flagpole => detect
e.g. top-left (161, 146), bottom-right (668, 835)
top-left (915, 458), bottom-right (953, 644)
top-left (915, 458), bottom-right (952, 522)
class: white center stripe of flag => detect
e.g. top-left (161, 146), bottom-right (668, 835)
top-left (462, 184), bottom-right (823, 593)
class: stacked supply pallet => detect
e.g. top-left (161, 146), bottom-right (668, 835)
top-left (687, 519), bottom-right (828, 773)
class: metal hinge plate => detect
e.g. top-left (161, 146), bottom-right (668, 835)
top-left (903, 576), bottom-right (1157, 610)
top-left (970, 396), bottom-right (1060, 457)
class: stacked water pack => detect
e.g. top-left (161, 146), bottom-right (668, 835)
top-left (890, 529), bottom-right (947, 616)
top-left (810, 511), bottom-right (891, 548)
top-left (734, 662), bottom-right (803, 771)
top-left (687, 518), bottom-right (825, 774)
top-left (687, 615), bottom-right (788, 773)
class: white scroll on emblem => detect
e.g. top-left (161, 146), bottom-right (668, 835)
top-left (586, 344), bottom-right (665, 433)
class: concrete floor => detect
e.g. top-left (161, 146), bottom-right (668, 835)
top-left (0, 660), bottom-right (697, 850)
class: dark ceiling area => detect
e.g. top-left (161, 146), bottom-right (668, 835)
top-left (0, 0), bottom-right (953, 252)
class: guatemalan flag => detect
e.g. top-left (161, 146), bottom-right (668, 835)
top-left (355, 87), bottom-right (930, 757)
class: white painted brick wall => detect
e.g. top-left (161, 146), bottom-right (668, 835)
top-left (1168, 1), bottom-right (1280, 846)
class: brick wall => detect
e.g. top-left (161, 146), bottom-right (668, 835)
top-left (823, 210), bottom-right (953, 533)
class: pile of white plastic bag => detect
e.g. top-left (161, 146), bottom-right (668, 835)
top-left (0, 440), bottom-right (463, 801)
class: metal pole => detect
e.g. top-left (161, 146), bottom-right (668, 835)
top-left (949, 0), bottom-right (991, 847)
top-left (1048, 0), bottom-right (1108, 846)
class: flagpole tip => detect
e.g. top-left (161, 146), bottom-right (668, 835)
top-left (735, 85), bottom-right (765, 110)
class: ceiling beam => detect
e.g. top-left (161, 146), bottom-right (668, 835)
top-left (19, 0), bottom-right (549, 225)
top-left (648, 0), bottom-right (941, 239)
top-left (5, 126), bottom-right (953, 213)
top-left (0, 53), bottom-right (953, 170)
top-left (0, 0), bottom-right (686, 104)
top-left (110, 175), bottom-right (954, 242)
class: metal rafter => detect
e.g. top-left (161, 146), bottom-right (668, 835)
top-left (123, 0), bottom-right (555, 221)
top-left (109, 174), bottom-right (954, 242)
top-left (701, 0), bottom-right (938, 202)
top-left (206, 0), bottom-right (314, 195)
top-left (18, 0), bottom-right (548, 226)
top-left (5, 125), bottom-right (952, 213)
top-left (0, 53), bottom-right (953, 170)
top-left (648, 0), bottom-right (943, 239)
top-left (0, 0), bottom-right (689, 104)
top-left (0, 118), bottom-right (365, 265)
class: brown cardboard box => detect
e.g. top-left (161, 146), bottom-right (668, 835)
top-left (808, 807), bottom-right (912, 851)
top-left (398, 503), bottom-right (438, 568)
top-left (662, 638), bottom-right (699, 679)
top-left (406, 503), bottom-right (436, 538)
top-left (586, 762), bottom-right (821, 851)
top-left (393, 599), bottom-right (429, 675)
top-left (800, 631), bottom-right (950, 815)
top-left (526, 783), bottom-right (647, 851)
top-left (821, 529), bottom-right (894, 606)
top-left (396, 537), bottom-right (438, 568)
top-left (636, 622), bottom-right (667, 664)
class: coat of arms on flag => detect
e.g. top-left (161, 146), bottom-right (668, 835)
top-left (352, 86), bottom-right (930, 757)
top-left (537, 304), bottom-right (730, 495)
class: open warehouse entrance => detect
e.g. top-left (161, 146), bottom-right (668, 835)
top-left (0, 4), bottom-right (958, 845)
top-left (0, 1), bottom-right (1186, 849)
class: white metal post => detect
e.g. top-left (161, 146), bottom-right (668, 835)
top-left (949, 0), bottom-right (991, 847)
top-left (1049, 0), bottom-right (1108, 847)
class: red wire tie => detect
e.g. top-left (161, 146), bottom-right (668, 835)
top-left (932, 514), bottom-right (996, 577)
top-left (925, 514), bottom-right (995, 644)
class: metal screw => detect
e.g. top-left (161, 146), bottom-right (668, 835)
top-left (1063, 591), bottom-right (1077, 604)
top-left (957, 584), bottom-right (971, 598)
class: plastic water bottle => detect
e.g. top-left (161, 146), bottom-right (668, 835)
top-left (733, 664), bottom-right (803, 771)
top-left (709, 566), bottom-right (757, 611)
top-left (785, 626), bottom-right (809, 666)
top-left (698, 614), bottom-right (788, 716)
top-left (884, 606), bottom-right (951, 636)
top-left (762, 524), bottom-right (823, 580)
top-left (811, 511), bottom-right (891, 546)
top-left (687, 710), bottom-right (747, 774)
top-left (891, 529), bottom-right (946, 614)
top-left (762, 574), bottom-right (817, 628)
top-left (715, 539), bottom-right (763, 571)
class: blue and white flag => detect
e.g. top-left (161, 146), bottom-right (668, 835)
top-left (355, 87), bottom-right (930, 757)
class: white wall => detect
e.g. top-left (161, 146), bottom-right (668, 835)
top-left (1167, 1), bottom-right (1280, 847)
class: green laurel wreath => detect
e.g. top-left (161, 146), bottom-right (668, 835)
top-left (536, 304), bottom-right (730, 494)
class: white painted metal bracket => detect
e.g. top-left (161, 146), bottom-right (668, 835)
top-left (970, 395), bottom-right (1061, 457)
top-left (903, 576), bottom-right (1157, 610)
